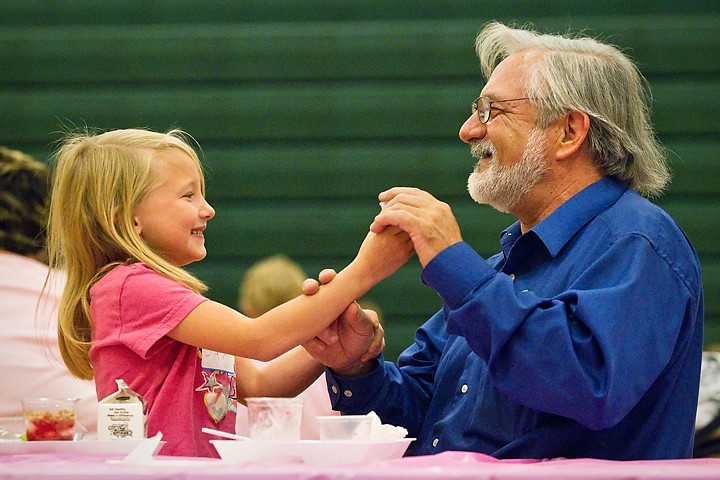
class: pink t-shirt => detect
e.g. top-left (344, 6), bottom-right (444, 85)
top-left (89, 263), bottom-right (236, 457)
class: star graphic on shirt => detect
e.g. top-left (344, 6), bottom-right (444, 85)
top-left (195, 370), bottom-right (220, 393)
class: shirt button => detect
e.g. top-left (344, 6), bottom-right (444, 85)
top-left (331, 386), bottom-right (338, 394)
top-left (343, 390), bottom-right (353, 398)
top-left (509, 273), bottom-right (516, 280)
top-left (432, 438), bottom-right (439, 447)
top-left (461, 384), bottom-right (468, 394)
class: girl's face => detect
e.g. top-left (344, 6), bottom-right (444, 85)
top-left (132, 150), bottom-right (215, 266)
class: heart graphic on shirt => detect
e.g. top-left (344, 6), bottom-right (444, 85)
top-left (204, 391), bottom-right (228, 423)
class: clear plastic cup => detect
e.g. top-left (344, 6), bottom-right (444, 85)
top-left (317, 415), bottom-right (372, 441)
top-left (0, 416), bottom-right (25, 441)
top-left (21, 398), bottom-right (79, 441)
top-left (246, 397), bottom-right (304, 441)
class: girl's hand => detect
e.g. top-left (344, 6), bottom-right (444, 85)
top-left (354, 226), bottom-right (415, 286)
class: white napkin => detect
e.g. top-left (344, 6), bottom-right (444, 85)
top-left (367, 411), bottom-right (408, 441)
top-left (110, 432), bottom-right (218, 466)
top-left (696, 352), bottom-right (720, 429)
top-left (121, 432), bottom-right (165, 463)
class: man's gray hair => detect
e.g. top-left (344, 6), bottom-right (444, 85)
top-left (475, 22), bottom-right (670, 197)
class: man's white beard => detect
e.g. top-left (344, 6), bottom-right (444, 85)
top-left (467, 127), bottom-right (550, 213)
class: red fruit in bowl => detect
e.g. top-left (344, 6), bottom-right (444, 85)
top-left (25, 410), bottom-right (75, 441)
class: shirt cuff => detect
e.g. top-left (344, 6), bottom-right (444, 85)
top-left (421, 242), bottom-right (495, 309)
top-left (325, 356), bottom-right (384, 411)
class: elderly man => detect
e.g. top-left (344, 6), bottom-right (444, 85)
top-left (305, 22), bottom-right (703, 460)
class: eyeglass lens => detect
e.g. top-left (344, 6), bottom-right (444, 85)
top-left (471, 97), bottom-right (491, 123)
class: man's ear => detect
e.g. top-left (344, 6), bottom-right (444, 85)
top-left (555, 110), bottom-right (590, 160)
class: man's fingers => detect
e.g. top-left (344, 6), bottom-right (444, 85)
top-left (318, 268), bottom-right (338, 284)
top-left (360, 338), bottom-right (385, 362)
top-left (302, 268), bottom-right (339, 295)
top-left (338, 301), bottom-right (360, 320)
top-left (362, 308), bottom-right (381, 328)
top-left (360, 322), bottom-right (385, 361)
top-left (315, 326), bottom-right (338, 345)
top-left (302, 337), bottom-right (328, 354)
top-left (341, 302), bottom-right (375, 337)
top-left (301, 278), bottom-right (321, 295)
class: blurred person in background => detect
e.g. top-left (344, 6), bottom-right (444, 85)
top-left (236, 254), bottom-right (339, 439)
top-left (0, 146), bottom-right (98, 433)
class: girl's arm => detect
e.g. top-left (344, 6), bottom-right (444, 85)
top-left (234, 347), bottom-right (324, 404)
top-left (168, 226), bottom-right (412, 361)
top-left (235, 303), bottom-right (385, 402)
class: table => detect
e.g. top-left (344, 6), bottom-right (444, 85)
top-left (1, 451), bottom-right (719, 479)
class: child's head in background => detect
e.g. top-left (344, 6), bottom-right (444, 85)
top-left (239, 254), bottom-right (307, 317)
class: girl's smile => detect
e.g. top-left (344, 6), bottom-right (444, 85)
top-left (132, 150), bottom-right (215, 267)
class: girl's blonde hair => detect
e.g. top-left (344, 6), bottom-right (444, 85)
top-left (48, 128), bottom-right (209, 380)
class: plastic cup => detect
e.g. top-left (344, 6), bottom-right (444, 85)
top-left (246, 397), bottom-right (304, 441)
top-left (0, 416), bottom-right (25, 441)
top-left (317, 415), bottom-right (372, 441)
top-left (21, 398), bottom-right (79, 441)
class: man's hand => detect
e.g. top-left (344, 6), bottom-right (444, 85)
top-left (301, 270), bottom-right (382, 377)
top-left (371, 187), bottom-right (463, 267)
top-left (301, 268), bottom-right (337, 296)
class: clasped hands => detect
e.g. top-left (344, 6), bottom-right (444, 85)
top-left (301, 269), bottom-right (381, 377)
top-left (301, 187), bottom-right (463, 376)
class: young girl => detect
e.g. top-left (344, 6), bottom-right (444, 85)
top-left (47, 128), bottom-right (413, 457)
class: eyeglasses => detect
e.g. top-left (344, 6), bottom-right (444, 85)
top-left (471, 96), bottom-right (531, 123)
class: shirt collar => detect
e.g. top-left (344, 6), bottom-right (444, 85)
top-left (520, 177), bottom-right (628, 257)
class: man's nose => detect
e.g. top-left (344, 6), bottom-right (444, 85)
top-left (459, 113), bottom-right (487, 144)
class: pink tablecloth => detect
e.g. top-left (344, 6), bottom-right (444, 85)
top-left (1, 451), bottom-right (719, 479)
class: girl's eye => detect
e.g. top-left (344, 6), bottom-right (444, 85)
top-left (183, 192), bottom-right (194, 199)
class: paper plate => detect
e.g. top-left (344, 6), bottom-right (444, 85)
top-left (211, 438), bottom-right (414, 464)
top-left (0, 439), bottom-right (162, 455)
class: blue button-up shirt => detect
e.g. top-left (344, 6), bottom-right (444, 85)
top-left (327, 178), bottom-right (704, 460)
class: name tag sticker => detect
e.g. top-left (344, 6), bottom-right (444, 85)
top-left (201, 349), bottom-right (234, 373)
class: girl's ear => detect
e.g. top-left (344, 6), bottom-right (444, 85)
top-left (115, 206), bottom-right (142, 236)
top-left (132, 215), bottom-right (142, 236)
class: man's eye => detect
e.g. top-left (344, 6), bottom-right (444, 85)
top-left (488, 107), bottom-right (505, 120)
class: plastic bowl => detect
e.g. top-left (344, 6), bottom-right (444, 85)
top-left (316, 415), bottom-right (372, 441)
